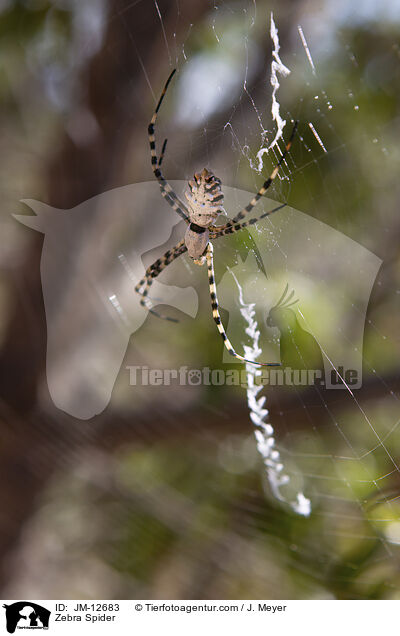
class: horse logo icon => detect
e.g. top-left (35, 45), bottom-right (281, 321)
top-left (3, 602), bottom-right (50, 633)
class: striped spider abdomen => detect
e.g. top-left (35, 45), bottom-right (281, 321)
top-left (184, 168), bottom-right (226, 262)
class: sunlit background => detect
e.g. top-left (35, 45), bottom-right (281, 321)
top-left (0, 0), bottom-right (399, 599)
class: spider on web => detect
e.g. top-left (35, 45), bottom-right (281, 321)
top-left (135, 69), bottom-right (298, 367)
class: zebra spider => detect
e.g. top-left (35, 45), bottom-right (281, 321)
top-left (135, 69), bottom-right (297, 366)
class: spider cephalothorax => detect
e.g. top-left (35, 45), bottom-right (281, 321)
top-left (135, 68), bottom-right (298, 367)
top-left (185, 168), bottom-right (226, 264)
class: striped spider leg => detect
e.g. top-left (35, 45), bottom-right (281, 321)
top-left (206, 243), bottom-right (280, 366)
top-left (148, 69), bottom-right (190, 223)
top-left (136, 68), bottom-right (298, 367)
top-left (135, 240), bottom-right (187, 322)
top-left (213, 120), bottom-right (298, 235)
top-left (209, 202), bottom-right (287, 239)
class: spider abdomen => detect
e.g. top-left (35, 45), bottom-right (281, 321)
top-left (185, 224), bottom-right (209, 261)
top-left (185, 168), bottom-right (225, 227)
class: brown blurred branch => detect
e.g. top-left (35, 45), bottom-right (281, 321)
top-left (0, 0), bottom-right (211, 593)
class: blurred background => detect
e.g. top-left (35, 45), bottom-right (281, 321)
top-left (0, 0), bottom-right (400, 599)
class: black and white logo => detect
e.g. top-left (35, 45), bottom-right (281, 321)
top-left (2, 602), bottom-right (50, 633)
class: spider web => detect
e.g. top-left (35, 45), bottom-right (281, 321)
top-left (5, 0), bottom-right (400, 601)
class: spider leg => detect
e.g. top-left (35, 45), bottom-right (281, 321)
top-left (135, 239), bottom-right (187, 322)
top-left (158, 138), bottom-right (168, 166)
top-left (209, 202), bottom-right (287, 239)
top-left (148, 69), bottom-right (190, 223)
top-left (224, 121), bottom-right (298, 228)
top-left (206, 243), bottom-right (280, 367)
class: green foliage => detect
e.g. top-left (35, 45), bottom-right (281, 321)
top-left (2, 0), bottom-right (399, 601)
